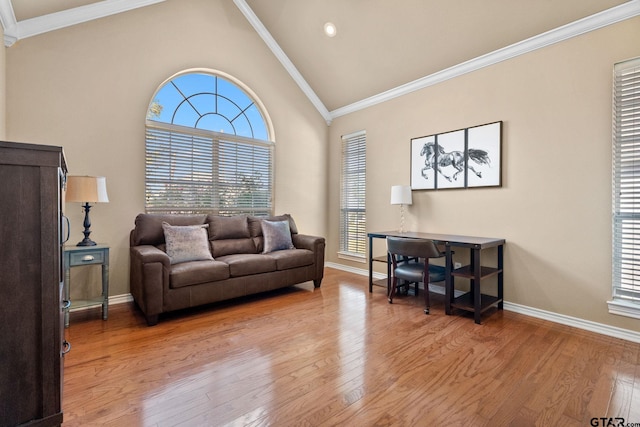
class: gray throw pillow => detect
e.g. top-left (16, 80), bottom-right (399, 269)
top-left (262, 220), bottom-right (295, 254)
top-left (162, 222), bottom-right (213, 264)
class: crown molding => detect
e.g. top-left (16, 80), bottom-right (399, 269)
top-left (2, 0), bottom-right (166, 47)
top-left (233, 0), bottom-right (333, 125)
top-left (330, 0), bottom-right (640, 120)
top-left (0, 0), bottom-right (17, 46)
top-left (2, 0), bottom-right (638, 123)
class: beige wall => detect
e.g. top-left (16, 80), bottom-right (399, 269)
top-left (5, 0), bottom-right (328, 297)
top-left (328, 17), bottom-right (640, 332)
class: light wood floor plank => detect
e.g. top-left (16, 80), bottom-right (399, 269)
top-left (62, 268), bottom-right (640, 426)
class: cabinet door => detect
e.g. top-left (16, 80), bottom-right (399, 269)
top-left (0, 159), bottom-right (63, 426)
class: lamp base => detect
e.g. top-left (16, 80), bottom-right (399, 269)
top-left (398, 204), bottom-right (406, 233)
top-left (77, 202), bottom-right (97, 247)
top-left (76, 238), bottom-right (97, 247)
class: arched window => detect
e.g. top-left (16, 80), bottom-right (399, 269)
top-left (145, 70), bottom-right (274, 215)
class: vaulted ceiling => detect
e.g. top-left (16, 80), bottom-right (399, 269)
top-left (1, 0), bottom-right (639, 123)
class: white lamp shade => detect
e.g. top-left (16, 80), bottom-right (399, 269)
top-left (390, 185), bottom-right (412, 205)
top-left (66, 175), bottom-right (109, 203)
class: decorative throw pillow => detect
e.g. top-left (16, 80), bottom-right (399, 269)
top-left (161, 222), bottom-right (213, 264)
top-left (262, 220), bottom-right (295, 254)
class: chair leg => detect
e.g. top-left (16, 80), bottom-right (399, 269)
top-left (398, 280), bottom-right (409, 296)
top-left (388, 275), bottom-right (397, 303)
top-left (423, 281), bottom-right (430, 314)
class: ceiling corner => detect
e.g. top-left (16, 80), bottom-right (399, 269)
top-left (1, 0), bottom-right (167, 47)
top-left (233, 0), bottom-right (332, 125)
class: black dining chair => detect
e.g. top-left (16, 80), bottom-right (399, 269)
top-left (386, 236), bottom-right (447, 314)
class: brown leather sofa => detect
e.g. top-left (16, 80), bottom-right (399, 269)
top-left (129, 213), bottom-right (325, 325)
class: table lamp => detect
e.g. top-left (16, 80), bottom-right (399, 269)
top-left (390, 185), bottom-right (412, 233)
top-left (65, 175), bottom-right (109, 246)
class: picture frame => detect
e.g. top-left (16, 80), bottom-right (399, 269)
top-left (410, 121), bottom-right (502, 190)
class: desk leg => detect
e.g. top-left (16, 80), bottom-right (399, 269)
top-left (445, 244), bottom-right (453, 315)
top-left (387, 253), bottom-right (392, 296)
top-left (472, 248), bottom-right (482, 324)
top-left (498, 244), bottom-right (504, 310)
top-left (368, 235), bottom-right (374, 293)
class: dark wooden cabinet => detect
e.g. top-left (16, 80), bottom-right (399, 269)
top-left (0, 141), bottom-right (68, 427)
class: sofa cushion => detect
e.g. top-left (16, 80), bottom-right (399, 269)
top-left (264, 249), bottom-right (314, 270)
top-left (262, 220), bottom-right (295, 254)
top-left (210, 239), bottom-right (257, 258)
top-left (162, 222), bottom-right (213, 265)
top-left (248, 214), bottom-right (298, 237)
top-left (133, 214), bottom-right (207, 246)
top-left (216, 254), bottom-right (277, 277)
top-left (207, 215), bottom-right (250, 240)
top-left (169, 260), bottom-right (230, 288)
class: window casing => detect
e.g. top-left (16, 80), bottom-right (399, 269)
top-left (610, 57), bottom-right (640, 319)
top-left (145, 70), bottom-right (273, 216)
top-left (339, 131), bottom-right (367, 259)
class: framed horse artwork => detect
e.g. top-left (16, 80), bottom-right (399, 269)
top-left (410, 121), bottom-right (502, 190)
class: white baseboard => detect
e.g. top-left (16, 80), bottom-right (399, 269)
top-left (325, 262), bottom-right (640, 344)
top-left (109, 293), bottom-right (134, 305)
top-left (326, 261), bottom-right (387, 280)
top-left (69, 293), bottom-right (133, 313)
top-left (504, 302), bottom-right (640, 344)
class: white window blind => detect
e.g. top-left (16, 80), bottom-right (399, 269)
top-left (146, 123), bottom-right (273, 215)
top-left (611, 57), bottom-right (640, 316)
top-left (340, 131), bottom-right (366, 258)
top-left (145, 71), bottom-right (273, 216)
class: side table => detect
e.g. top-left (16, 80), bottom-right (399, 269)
top-left (64, 244), bottom-right (110, 327)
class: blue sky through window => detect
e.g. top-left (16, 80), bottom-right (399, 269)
top-left (148, 72), bottom-right (268, 140)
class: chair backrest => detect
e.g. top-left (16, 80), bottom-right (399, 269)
top-left (386, 236), bottom-right (443, 259)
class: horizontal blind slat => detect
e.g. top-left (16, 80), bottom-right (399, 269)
top-left (145, 124), bottom-right (273, 216)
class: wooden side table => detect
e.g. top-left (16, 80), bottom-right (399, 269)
top-left (64, 244), bottom-right (109, 327)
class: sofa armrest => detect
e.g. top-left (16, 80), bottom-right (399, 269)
top-left (129, 245), bottom-right (170, 325)
top-left (292, 234), bottom-right (325, 287)
top-left (292, 234), bottom-right (324, 251)
top-left (132, 245), bottom-right (171, 264)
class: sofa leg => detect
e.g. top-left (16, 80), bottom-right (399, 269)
top-left (146, 314), bottom-right (159, 326)
top-left (313, 279), bottom-right (322, 288)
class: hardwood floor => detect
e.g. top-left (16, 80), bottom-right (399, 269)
top-left (62, 267), bottom-right (640, 426)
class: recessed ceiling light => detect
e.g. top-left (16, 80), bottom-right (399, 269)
top-left (324, 22), bottom-right (337, 37)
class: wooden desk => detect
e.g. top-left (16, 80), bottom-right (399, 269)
top-left (368, 231), bottom-right (505, 324)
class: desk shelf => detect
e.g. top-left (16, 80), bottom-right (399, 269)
top-left (372, 255), bottom-right (388, 263)
top-left (371, 255), bottom-right (389, 290)
top-left (451, 292), bottom-right (502, 313)
top-left (452, 265), bottom-right (503, 280)
top-left (447, 247), bottom-right (504, 324)
top-left (372, 278), bottom-right (388, 288)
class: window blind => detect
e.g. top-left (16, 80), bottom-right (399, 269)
top-left (340, 131), bottom-right (366, 257)
top-left (612, 57), bottom-right (640, 305)
top-left (146, 123), bottom-right (273, 215)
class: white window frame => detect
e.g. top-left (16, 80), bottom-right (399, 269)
top-left (609, 57), bottom-right (640, 319)
top-left (339, 130), bottom-right (367, 261)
